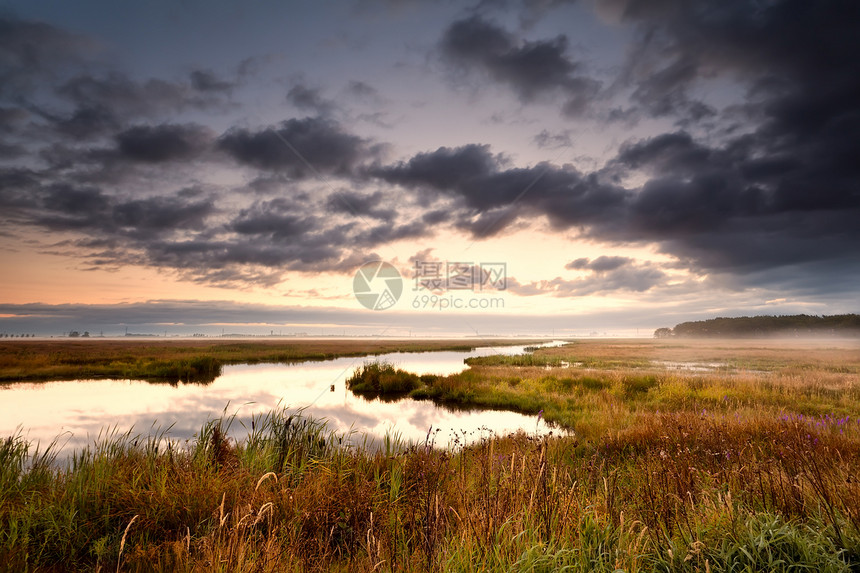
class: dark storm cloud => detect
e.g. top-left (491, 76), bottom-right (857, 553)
top-left (189, 69), bottom-right (234, 92)
top-left (566, 256), bottom-right (632, 272)
top-left (56, 72), bottom-right (229, 122)
top-left (0, 15), bottom-right (92, 96)
top-left (325, 190), bottom-right (396, 221)
top-left (17, 69), bottom-right (233, 142)
top-left (439, 15), bottom-right (600, 116)
top-left (231, 199), bottom-right (317, 240)
top-left (625, 55), bottom-right (715, 123)
top-left (373, 143), bottom-right (628, 230)
top-left (353, 220), bottom-right (428, 247)
top-left (115, 123), bottom-right (214, 162)
top-left (111, 195), bottom-right (215, 238)
top-left (143, 237), bottom-right (342, 274)
top-left (218, 117), bottom-right (381, 177)
top-left (612, 0), bottom-right (860, 126)
top-left (3, 3), bottom-right (858, 299)
top-left (344, 80), bottom-right (384, 104)
top-left (0, 168), bottom-right (40, 211)
top-left (0, 105), bottom-right (29, 131)
top-left (507, 259), bottom-right (668, 297)
top-left (47, 104), bottom-right (119, 139)
top-left (0, 141), bottom-right (25, 158)
top-left (375, 144), bottom-right (501, 193)
top-left (286, 84), bottom-right (337, 116)
top-left (614, 132), bottom-right (712, 175)
top-left (394, 1), bottom-right (860, 278)
top-left (27, 182), bottom-right (216, 239)
top-left (533, 129), bottom-right (572, 149)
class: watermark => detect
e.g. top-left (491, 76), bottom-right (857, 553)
top-left (412, 261), bottom-right (507, 292)
top-left (353, 261), bottom-right (403, 310)
top-left (354, 259), bottom-right (507, 311)
top-left (411, 293), bottom-right (505, 311)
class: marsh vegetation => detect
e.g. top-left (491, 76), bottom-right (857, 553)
top-left (0, 339), bottom-right (516, 384)
top-left (2, 338), bottom-right (860, 571)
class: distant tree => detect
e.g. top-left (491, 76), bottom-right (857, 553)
top-left (670, 314), bottom-right (860, 338)
top-left (653, 327), bottom-right (674, 339)
top-left (82, 331), bottom-right (90, 338)
top-left (69, 331), bottom-right (80, 337)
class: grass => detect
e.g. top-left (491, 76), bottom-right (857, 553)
top-left (0, 338), bottom-right (540, 384)
top-left (346, 361), bottom-right (425, 396)
top-left (3, 337), bottom-right (860, 571)
top-left (377, 338), bottom-right (860, 439)
top-left (3, 408), bottom-right (860, 572)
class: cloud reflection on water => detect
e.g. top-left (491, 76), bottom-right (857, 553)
top-left (0, 343), bottom-right (564, 458)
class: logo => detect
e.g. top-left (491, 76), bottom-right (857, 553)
top-left (353, 261), bottom-right (403, 310)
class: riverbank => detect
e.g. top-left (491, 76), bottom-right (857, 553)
top-left (3, 338), bottom-right (860, 571)
top-left (351, 338), bottom-right (860, 439)
top-left (3, 404), bottom-right (860, 571)
top-left (0, 338), bottom-right (544, 384)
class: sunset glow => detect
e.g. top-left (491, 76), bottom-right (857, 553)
top-left (2, 1), bottom-right (857, 336)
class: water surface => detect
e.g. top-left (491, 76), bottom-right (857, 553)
top-left (1, 342), bottom-right (564, 457)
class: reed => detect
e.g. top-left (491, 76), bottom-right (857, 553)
top-left (2, 338), bottom-right (859, 571)
top-left (0, 338), bottom-right (539, 383)
top-left (2, 405), bottom-right (859, 571)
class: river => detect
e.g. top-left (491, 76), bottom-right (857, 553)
top-left (0, 341), bottom-right (564, 458)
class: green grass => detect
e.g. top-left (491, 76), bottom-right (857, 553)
top-left (3, 408), bottom-right (860, 572)
top-left (0, 338), bottom-right (540, 384)
top-left (3, 338), bottom-right (860, 571)
top-left (346, 361), bottom-right (423, 396)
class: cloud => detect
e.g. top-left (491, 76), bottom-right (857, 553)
top-left (46, 104), bottom-right (120, 139)
top-left (614, 131), bottom-right (712, 175)
top-left (344, 80), bottom-right (385, 105)
top-left (17, 69), bottom-right (234, 141)
top-left (3, 4), bottom-right (858, 303)
top-left (110, 195), bottom-right (215, 239)
top-left (382, 0), bottom-right (860, 279)
top-left (374, 144), bottom-right (501, 193)
top-left (533, 129), bottom-right (572, 149)
top-left (230, 198), bottom-right (317, 240)
top-left (613, 0), bottom-right (860, 130)
top-left (189, 69), bottom-right (234, 92)
top-left (438, 15), bottom-right (600, 116)
top-left (116, 123), bottom-right (214, 162)
top-left (509, 258), bottom-right (668, 297)
top-left (0, 15), bottom-right (93, 96)
top-left (325, 190), bottom-right (396, 221)
top-left (0, 106), bottom-right (29, 132)
top-left (56, 72), bottom-right (228, 122)
top-left (566, 256), bottom-right (632, 272)
top-left (286, 84), bottom-right (337, 116)
top-left (373, 143), bottom-right (628, 229)
top-left (27, 182), bottom-right (216, 239)
top-left (218, 116), bottom-right (382, 177)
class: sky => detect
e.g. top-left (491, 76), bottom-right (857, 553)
top-left (1, 0), bottom-right (858, 337)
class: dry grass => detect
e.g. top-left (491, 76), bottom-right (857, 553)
top-left (0, 338), bottom-right (540, 383)
top-left (3, 338), bottom-right (860, 571)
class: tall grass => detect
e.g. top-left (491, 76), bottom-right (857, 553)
top-left (2, 405), bottom-right (860, 572)
top-left (3, 339), bottom-right (859, 571)
top-left (346, 361), bottom-right (424, 396)
top-left (0, 339), bottom-right (535, 383)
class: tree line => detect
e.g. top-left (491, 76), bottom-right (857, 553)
top-left (654, 314), bottom-right (860, 338)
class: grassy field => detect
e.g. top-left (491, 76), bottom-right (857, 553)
top-left (0, 338), bottom-right (533, 384)
top-left (3, 338), bottom-right (860, 571)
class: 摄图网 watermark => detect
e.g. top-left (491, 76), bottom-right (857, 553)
top-left (353, 260), bottom-right (507, 311)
